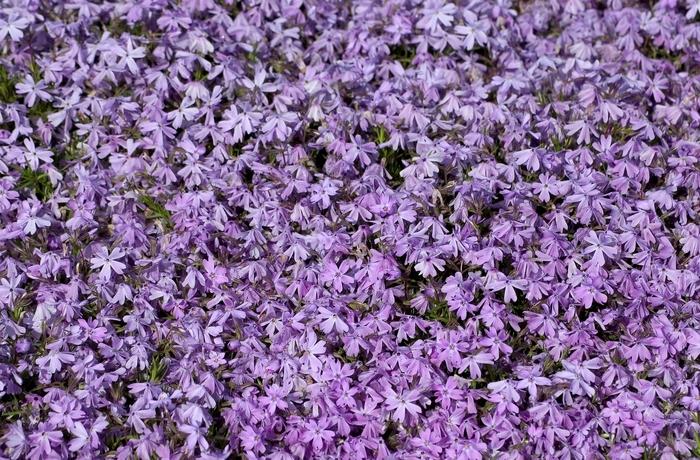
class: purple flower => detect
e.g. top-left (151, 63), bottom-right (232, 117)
top-left (383, 388), bottom-right (422, 423)
top-left (301, 419), bottom-right (335, 451)
top-left (89, 247), bottom-right (127, 280)
top-left (1, 0), bottom-right (699, 457)
top-left (28, 423), bottom-right (63, 458)
top-left (554, 359), bottom-right (602, 397)
top-left (116, 39), bottom-right (146, 75)
top-left (0, 15), bottom-right (28, 41)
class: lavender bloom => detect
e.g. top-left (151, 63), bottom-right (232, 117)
top-left (0, 0), bottom-right (700, 458)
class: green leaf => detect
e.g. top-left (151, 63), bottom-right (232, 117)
top-left (0, 66), bottom-right (20, 103)
top-left (138, 194), bottom-right (173, 230)
top-left (425, 301), bottom-right (458, 328)
top-left (19, 168), bottom-right (54, 201)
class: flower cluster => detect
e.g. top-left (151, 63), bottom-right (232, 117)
top-left (1, 0), bottom-right (700, 458)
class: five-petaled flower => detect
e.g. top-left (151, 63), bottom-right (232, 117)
top-left (89, 247), bottom-right (127, 280)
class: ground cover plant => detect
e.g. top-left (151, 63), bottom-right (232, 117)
top-left (1, 0), bottom-right (700, 458)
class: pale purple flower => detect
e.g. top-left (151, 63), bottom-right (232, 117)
top-left (383, 388), bottom-right (422, 423)
top-left (89, 247), bottom-right (127, 280)
top-left (301, 419), bottom-right (334, 451)
top-left (15, 76), bottom-right (51, 108)
top-left (22, 138), bottom-right (52, 170)
top-left (116, 39), bottom-right (146, 74)
top-left (0, 0), bottom-right (699, 458)
top-left (0, 15), bottom-right (29, 41)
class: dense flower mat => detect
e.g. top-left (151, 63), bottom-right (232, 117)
top-left (1, 0), bottom-right (700, 458)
